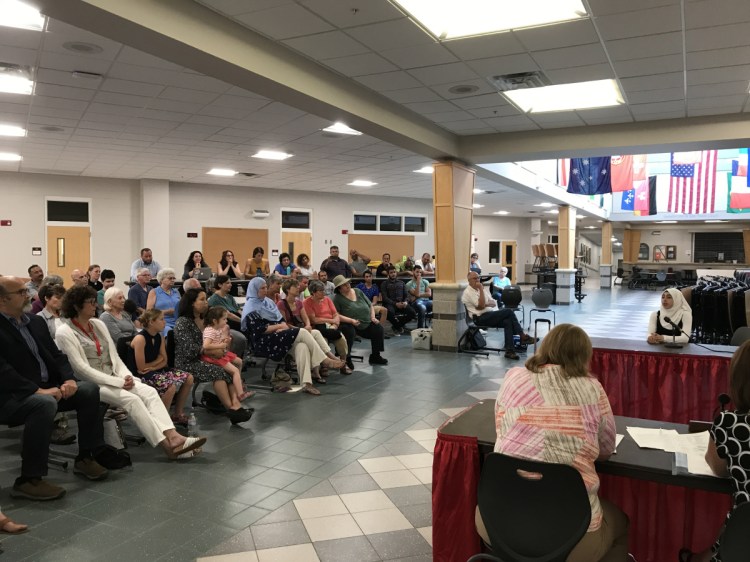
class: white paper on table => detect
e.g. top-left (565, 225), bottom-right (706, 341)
top-left (613, 434), bottom-right (624, 454)
top-left (672, 431), bottom-right (718, 477)
top-left (626, 427), bottom-right (680, 450)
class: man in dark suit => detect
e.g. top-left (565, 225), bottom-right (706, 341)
top-left (0, 276), bottom-right (107, 500)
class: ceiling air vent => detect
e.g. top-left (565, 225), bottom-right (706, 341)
top-left (488, 71), bottom-right (550, 92)
top-left (238, 172), bottom-right (258, 178)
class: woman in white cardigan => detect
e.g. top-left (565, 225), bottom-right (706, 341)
top-left (55, 285), bottom-right (206, 460)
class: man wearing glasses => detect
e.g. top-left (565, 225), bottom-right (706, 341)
top-left (130, 247), bottom-right (162, 282)
top-left (127, 267), bottom-right (153, 315)
top-left (0, 277), bottom-right (107, 500)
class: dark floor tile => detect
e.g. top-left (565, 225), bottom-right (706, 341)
top-left (232, 481), bottom-right (278, 506)
top-left (399, 503), bottom-right (432, 528)
top-left (384, 485), bottom-right (432, 508)
top-left (222, 505), bottom-right (271, 531)
top-left (329, 473), bottom-right (380, 495)
top-left (256, 489), bottom-right (298, 511)
top-left (367, 528), bottom-right (432, 559)
top-left (296, 480), bottom-right (337, 499)
top-left (28, 512), bottom-right (99, 543)
top-left (297, 445), bottom-right (347, 461)
top-left (254, 501), bottom-right (300, 526)
top-left (248, 450), bottom-right (294, 468)
top-left (202, 527), bottom-right (255, 556)
top-left (251, 519), bottom-right (310, 550)
top-left (274, 456), bottom-right (326, 475)
top-left (249, 468), bottom-right (302, 489)
top-left (0, 535), bottom-right (49, 561)
top-left (313, 535), bottom-right (381, 562)
top-left (283, 475), bottom-right (322, 494)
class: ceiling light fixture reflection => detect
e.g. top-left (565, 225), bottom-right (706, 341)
top-left (0, 124), bottom-right (26, 137)
top-left (414, 166), bottom-right (434, 173)
top-left (207, 168), bottom-right (237, 176)
top-left (0, 0), bottom-right (45, 31)
top-left (547, 209), bottom-right (559, 214)
top-left (493, 210), bottom-right (509, 215)
top-left (534, 202), bottom-right (555, 207)
top-left (658, 220), bottom-right (678, 224)
top-left (473, 203), bottom-right (485, 209)
top-left (322, 122), bottom-right (362, 135)
top-left (391, 0), bottom-right (587, 40)
top-left (473, 188), bottom-right (486, 194)
top-left (705, 219), bottom-right (728, 223)
top-left (252, 150), bottom-right (292, 160)
top-left (348, 180), bottom-right (377, 187)
top-left (0, 65), bottom-right (33, 95)
top-left (504, 79), bottom-right (623, 113)
top-left (0, 152), bottom-right (22, 161)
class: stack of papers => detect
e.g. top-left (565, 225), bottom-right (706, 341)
top-left (625, 427), bottom-right (716, 477)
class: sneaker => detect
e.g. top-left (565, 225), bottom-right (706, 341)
top-left (50, 426), bottom-right (76, 445)
top-left (520, 334), bottom-right (539, 344)
top-left (479, 329), bottom-right (489, 336)
top-left (369, 354), bottom-right (388, 365)
top-left (504, 350), bottom-right (520, 360)
top-left (11, 478), bottom-right (66, 501)
top-left (73, 457), bottom-right (109, 481)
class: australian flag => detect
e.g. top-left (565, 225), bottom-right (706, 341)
top-left (567, 157), bottom-right (612, 195)
top-left (621, 189), bottom-right (635, 210)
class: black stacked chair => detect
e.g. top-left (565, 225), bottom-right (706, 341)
top-left (720, 501), bottom-right (750, 562)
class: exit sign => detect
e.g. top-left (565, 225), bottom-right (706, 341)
top-left (0, 220), bottom-right (11, 226)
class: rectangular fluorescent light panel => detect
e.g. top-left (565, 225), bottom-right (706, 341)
top-left (323, 122), bottom-right (362, 135)
top-left (0, 152), bottom-right (22, 161)
top-left (414, 166), bottom-right (434, 174)
top-left (493, 211), bottom-right (509, 215)
top-left (504, 79), bottom-right (623, 113)
top-left (0, 73), bottom-right (33, 95)
top-left (392, 0), bottom-right (587, 40)
top-left (207, 168), bottom-right (237, 176)
top-left (348, 180), bottom-right (377, 187)
top-left (0, 124), bottom-right (26, 136)
top-left (473, 203), bottom-right (484, 209)
top-left (1, 0), bottom-right (45, 31)
top-left (252, 150), bottom-right (292, 160)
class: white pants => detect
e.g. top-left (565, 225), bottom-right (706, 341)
top-left (291, 329), bottom-right (327, 385)
top-left (99, 379), bottom-right (175, 447)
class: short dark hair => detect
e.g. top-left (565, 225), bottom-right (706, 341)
top-left (279, 252), bottom-right (291, 263)
top-left (178, 288), bottom-right (206, 319)
top-left (296, 253), bottom-right (309, 267)
top-left (363, 270), bottom-right (372, 277)
top-left (61, 285), bottom-right (97, 318)
top-left (204, 306), bottom-right (227, 327)
top-left (252, 247), bottom-right (265, 257)
top-left (140, 248), bottom-right (151, 256)
top-left (281, 278), bottom-right (299, 294)
top-left (330, 245), bottom-right (339, 250)
top-left (100, 269), bottom-right (115, 281)
top-left (382, 253), bottom-right (390, 259)
top-left (27, 264), bottom-right (40, 275)
top-left (730, 341), bottom-right (750, 411)
top-left (39, 284), bottom-right (65, 303)
top-left (215, 274), bottom-right (230, 285)
top-left (386, 265), bottom-right (397, 272)
top-left (87, 264), bottom-right (100, 273)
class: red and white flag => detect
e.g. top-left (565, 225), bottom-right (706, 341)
top-left (668, 150), bottom-right (718, 214)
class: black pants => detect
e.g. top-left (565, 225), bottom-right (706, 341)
top-left (385, 303), bottom-right (416, 329)
top-left (474, 309), bottom-right (523, 350)
top-left (340, 322), bottom-right (385, 359)
top-left (313, 324), bottom-right (343, 342)
top-left (0, 381), bottom-right (105, 479)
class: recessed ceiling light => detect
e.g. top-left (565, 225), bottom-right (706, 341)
top-left (322, 122), bottom-right (362, 135)
top-left (705, 219), bottom-right (728, 223)
top-left (1, 0), bottom-right (45, 31)
top-left (448, 84), bottom-right (479, 95)
top-left (493, 211), bottom-right (509, 215)
top-left (392, 0), bottom-right (587, 40)
top-left (585, 225), bottom-right (595, 229)
top-left (0, 152), bottom-right (22, 161)
top-left (534, 202), bottom-right (555, 207)
top-left (348, 180), bottom-right (377, 187)
top-left (611, 237), bottom-right (617, 241)
top-left (62, 41), bottom-right (104, 54)
top-left (0, 64), bottom-right (33, 95)
top-left (504, 79), bottom-right (623, 113)
top-left (414, 166), bottom-right (434, 174)
top-left (658, 220), bottom-right (678, 224)
top-left (252, 150), bottom-right (293, 160)
top-left (614, 242), bottom-right (622, 246)
top-left (473, 188), bottom-right (486, 194)
top-left (473, 203), bottom-right (485, 209)
top-left (207, 168), bottom-right (237, 176)
top-left (0, 124), bottom-right (26, 137)
top-left (546, 209), bottom-right (559, 214)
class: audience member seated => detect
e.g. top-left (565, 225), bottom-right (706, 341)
top-left (71, 268), bottom-right (89, 287)
top-left (55, 285), bottom-right (206, 460)
top-left (100, 287), bottom-right (137, 343)
top-left (87, 264), bottom-right (103, 292)
top-left (244, 246), bottom-right (270, 278)
top-left (376, 253), bottom-right (392, 277)
top-left (462, 272), bottom-right (534, 360)
top-left (25, 264), bottom-right (44, 300)
top-left (0, 276), bottom-right (108, 500)
top-left (647, 288), bottom-right (692, 345)
top-left (208, 275), bottom-right (242, 330)
top-left (317, 271), bottom-right (335, 297)
top-left (405, 268), bottom-right (432, 329)
top-left (419, 252), bottom-right (435, 274)
top-left (30, 275), bottom-right (64, 314)
top-left (302, 280), bottom-right (351, 375)
top-left (356, 270), bottom-right (388, 327)
top-left (395, 256), bottom-right (415, 277)
top-left (217, 249), bottom-right (243, 280)
top-left (320, 245), bottom-right (351, 279)
top-left (130, 309), bottom-right (194, 427)
top-left (470, 253), bottom-right (482, 274)
top-left (130, 247), bottom-right (162, 282)
top-left (243, 278), bottom-right (342, 396)
top-left (332, 275), bottom-right (388, 367)
top-left (202, 307), bottom-right (251, 402)
top-left (479, 323), bottom-right (629, 562)
top-left (273, 252), bottom-right (297, 279)
top-left (267, 274), bottom-right (282, 303)
top-left (490, 267), bottom-right (511, 301)
top-left (298, 275), bottom-right (311, 298)
top-left (186, 277), bottom-right (246, 360)
top-left (37, 284), bottom-right (65, 338)
top-left (381, 266), bottom-right (416, 334)
top-left (296, 253), bottom-right (315, 277)
top-left (128, 267), bottom-right (152, 316)
top-left (349, 249), bottom-right (371, 275)
top-left (147, 268), bottom-right (180, 335)
top-left (96, 269), bottom-right (116, 307)
top-left (182, 250), bottom-right (208, 281)
top-left (174, 288), bottom-right (250, 424)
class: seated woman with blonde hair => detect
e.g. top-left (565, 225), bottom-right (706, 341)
top-left (647, 288), bottom-right (692, 345)
top-left (479, 323), bottom-right (629, 562)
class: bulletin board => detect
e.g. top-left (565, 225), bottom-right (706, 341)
top-left (347, 234), bottom-right (415, 263)
top-left (202, 227), bottom-right (269, 270)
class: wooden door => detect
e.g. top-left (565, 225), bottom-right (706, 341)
top-left (501, 241), bottom-right (517, 284)
top-left (282, 232), bottom-right (311, 264)
top-left (46, 225), bottom-right (91, 282)
top-left (202, 227), bottom-right (268, 273)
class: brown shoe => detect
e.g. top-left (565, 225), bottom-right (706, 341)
top-left (11, 478), bottom-right (66, 501)
top-left (50, 426), bottom-right (76, 445)
top-left (73, 458), bottom-right (108, 481)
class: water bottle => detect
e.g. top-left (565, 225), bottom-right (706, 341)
top-left (513, 334), bottom-right (521, 349)
top-left (187, 411), bottom-right (197, 436)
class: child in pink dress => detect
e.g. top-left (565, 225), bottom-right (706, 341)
top-left (201, 307), bottom-right (251, 401)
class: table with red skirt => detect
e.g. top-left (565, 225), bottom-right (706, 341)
top-left (432, 339), bottom-right (735, 562)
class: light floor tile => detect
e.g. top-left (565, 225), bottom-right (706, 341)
top-left (293, 496), bottom-right (347, 520)
top-left (395, 453), bottom-right (433, 469)
top-left (467, 391), bottom-right (498, 400)
top-left (439, 407), bottom-right (468, 418)
top-left (405, 429), bottom-right (437, 442)
top-left (352, 507), bottom-right (413, 535)
top-left (301, 513), bottom-right (363, 542)
top-left (370, 469), bottom-right (422, 489)
top-left (411, 467), bottom-right (432, 484)
top-left (257, 543), bottom-right (320, 562)
top-left (418, 526), bottom-right (433, 546)
top-left (339, 490), bottom-right (397, 513)
top-left (198, 553), bottom-right (259, 562)
top-left (488, 378), bottom-right (504, 384)
top-left (358, 456), bottom-right (407, 474)
top-left (417, 439), bottom-right (436, 452)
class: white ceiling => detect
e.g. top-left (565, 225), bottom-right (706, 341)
top-left (0, 0), bottom-right (748, 225)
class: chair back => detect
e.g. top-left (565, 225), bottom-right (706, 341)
top-left (501, 286), bottom-right (523, 309)
top-left (531, 287), bottom-right (553, 309)
top-left (731, 327), bottom-right (750, 346)
top-left (538, 245), bottom-right (547, 258)
top-left (532, 245), bottom-right (540, 258)
top-left (115, 335), bottom-right (137, 376)
top-left (477, 453), bottom-right (591, 562)
top-left (166, 330), bottom-right (175, 368)
top-left (720, 501), bottom-right (750, 561)
top-left (545, 243), bottom-right (557, 258)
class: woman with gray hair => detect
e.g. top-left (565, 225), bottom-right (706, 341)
top-left (146, 268), bottom-right (180, 335)
top-left (100, 287), bottom-right (137, 343)
top-left (303, 279), bottom-right (351, 375)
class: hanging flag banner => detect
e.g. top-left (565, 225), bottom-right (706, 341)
top-left (621, 189), bottom-right (635, 210)
top-left (632, 154), bottom-right (647, 181)
top-left (634, 176), bottom-right (657, 216)
top-left (728, 172), bottom-right (750, 213)
top-left (557, 158), bottom-right (569, 188)
top-left (610, 155), bottom-right (633, 192)
top-left (567, 157), bottom-right (612, 195)
top-left (667, 150), bottom-right (718, 214)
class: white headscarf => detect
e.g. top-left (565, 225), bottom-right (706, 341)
top-left (658, 288), bottom-right (691, 329)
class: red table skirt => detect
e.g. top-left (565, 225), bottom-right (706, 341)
top-left (591, 348), bottom-right (730, 424)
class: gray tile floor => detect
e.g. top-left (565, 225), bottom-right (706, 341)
top-left (0, 284), bottom-right (662, 561)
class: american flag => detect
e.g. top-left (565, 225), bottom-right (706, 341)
top-left (668, 150), bottom-right (718, 214)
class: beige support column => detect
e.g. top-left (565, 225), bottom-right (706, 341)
top-left (556, 206), bottom-right (577, 305)
top-left (431, 161), bottom-right (475, 352)
top-left (600, 221), bottom-right (613, 289)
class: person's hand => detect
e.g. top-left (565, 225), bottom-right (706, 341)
top-left (396, 302), bottom-right (406, 309)
top-left (60, 380), bottom-right (78, 399)
top-left (36, 387), bottom-right (62, 401)
top-left (305, 324), bottom-right (313, 332)
top-left (330, 322), bottom-right (338, 329)
top-left (371, 317), bottom-right (379, 324)
top-left (123, 375), bottom-right (135, 390)
top-left (352, 319), bottom-right (361, 327)
top-left (277, 322), bottom-right (290, 331)
top-left (647, 333), bottom-right (663, 344)
top-left (164, 308), bottom-right (174, 316)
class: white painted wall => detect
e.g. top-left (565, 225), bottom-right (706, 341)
top-left (471, 216), bottom-right (533, 275)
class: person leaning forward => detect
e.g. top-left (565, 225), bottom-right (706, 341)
top-left (0, 276), bottom-right (108, 501)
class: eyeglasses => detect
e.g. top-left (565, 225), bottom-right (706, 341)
top-left (166, 276), bottom-right (176, 280)
top-left (84, 299), bottom-right (97, 305)
top-left (9, 288), bottom-right (29, 296)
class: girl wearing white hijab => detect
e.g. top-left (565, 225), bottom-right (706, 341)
top-left (647, 288), bottom-right (692, 345)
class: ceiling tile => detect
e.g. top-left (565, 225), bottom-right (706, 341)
top-left (588, 0), bottom-right (678, 17)
top-left (0, 45), bottom-right (38, 67)
top-left (605, 32), bottom-right (683, 61)
top-left (686, 23), bottom-right (750, 52)
top-left (0, 26), bottom-right (43, 50)
top-left (94, 91), bottom-right (150, 108)
top-left (612, 54), bottom-right (683, 78)
top-left (198, 0), bottom-right (291, 16)
top-left (33, 83), bottom-right (96, 101)
top-left (428, 110), bottom-right (475, 123)
top-left (685, 0), bottom-right (750, 29)
top-left (382, 87), bottom-right (444, 103)
top-left (36, 68), bottom-right (101, 89)
top-left (430, 79), bottom-right (496, 99)
top-left (515, 19), bottom-right (599, 51)
top-left (380, 43), bottom-right (458, 69)
top-left (43, 20), bottom-right (122, 59)
top-left (627, 87), bottom-right (684, 104)
top-left (596, 6), bottom-right (682, 41)
top-left (687, 81), bottom-right (749, 98)
top-left (687, 94), bottom-right (747, 111)
top-left (576, 105), bottom-right (633, 120)
top-left (451, 93), bottom-right (507, 110)
top-left (403, 100), bottom-right (459, 114)
top-left (101, 77), bottom-right (164, 97)
top-left (323, 53), bottom-right (398, 76)
top-left (687, 66), bottom-right (750, 86)
top-left (407, 62), bottom-right (479, 87)
top-left (283, 30), bottom-right (370, 60)
top-left (108, 62), bottom-right (182, 85)
top-left (467, 53), bottom-right (539, 79)
top-left (158, 86), bottom-right (220, 104)
top-left (687, 47), bottom-right (750, 70)
top-left (688, 106), bottom-right (743, 117)
top-left (344, 18), bottom-right (433, 52)
top-left (467, 105), bottom-right (520, 119)
top-left (483, 114), bottom-right (540, 131)
top-left (299, 0), bottom-right (404, 28)
top-left (544, 63), bottom-right (614, 83)
top-left (533, 43), bottom-right (608, 70)
top-left (355, 70), bottom-right (423, 91)
top-left (442, 32), bottom-right (526, 61)
top-left (629, 100), bottom-right (686, 116)
top-left (620, 71), bottom-right (683, 92)
top-left (234, 4), bottom-right (334, 40)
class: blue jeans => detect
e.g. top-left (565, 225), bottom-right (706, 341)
top-left (412, 298), bottom-right (433, 328)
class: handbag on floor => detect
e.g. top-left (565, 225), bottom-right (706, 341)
top-left (411, 328), bottom-right (433, 350)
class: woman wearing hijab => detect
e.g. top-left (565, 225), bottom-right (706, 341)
top-left (647, 288), bottom-right (692, 345)
top-left (241, 277), bottom-right (343, 395)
